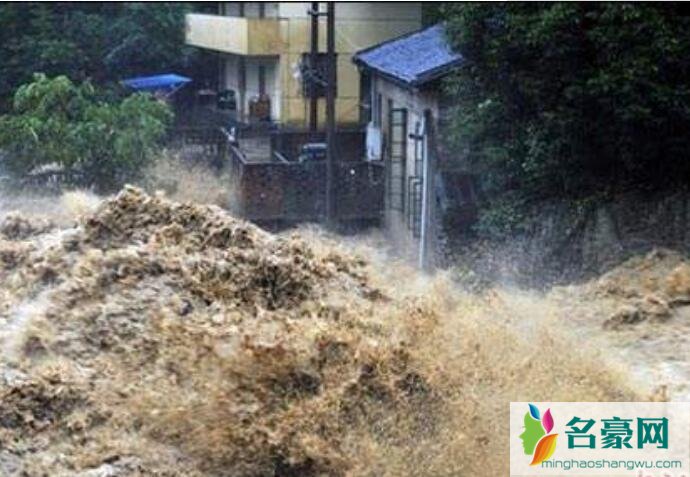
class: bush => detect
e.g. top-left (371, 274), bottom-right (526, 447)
top-left (0, 74), bottom-right (172, 191)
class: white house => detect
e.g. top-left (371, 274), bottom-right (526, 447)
top-left (353, 24), bottom-right (473, 268)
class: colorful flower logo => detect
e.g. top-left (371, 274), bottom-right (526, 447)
top-left (519, 403), bottom-right (558, 466)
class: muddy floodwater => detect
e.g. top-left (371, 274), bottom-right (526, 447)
top-left (0, 187), bottom-right (685, 476)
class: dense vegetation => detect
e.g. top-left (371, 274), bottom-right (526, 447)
top-left (0, 3), bottom-right (210, 191)
top-left (442, 3), bottom-right (690, 237)
top-left (0, 74), bottom-right (172, 191)
top-left (0, 3), bottom-right (206, 112)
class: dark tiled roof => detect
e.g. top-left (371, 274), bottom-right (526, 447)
top-left (353, 24), bottom-right (463, 87)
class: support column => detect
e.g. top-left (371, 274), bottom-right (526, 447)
top-left (325, 2), bottom-right (336, 224)
top-left (238, 56), bottom-right (246, 122)
top-left (309, 2), bottom-right (319, 134)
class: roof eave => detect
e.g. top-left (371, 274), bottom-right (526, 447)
top-left (410, 59), bottom-right (464, 86)
top-left (354, 60), bottom-right (416, 90)
top-left (355, 58), bottom-right (464, 90)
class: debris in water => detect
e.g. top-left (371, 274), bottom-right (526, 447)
top-left (0, 213), bottom-right (54, 240)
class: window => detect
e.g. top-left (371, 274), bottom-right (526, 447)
top-left (374, 93), bottom-right (383, 127)
top-left (359, 72), bottom-right (372, 124)
top-left (413, 121), bottom-right (424, 176)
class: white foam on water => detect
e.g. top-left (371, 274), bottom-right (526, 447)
top-left (1, 288), bottom-right (52, 364)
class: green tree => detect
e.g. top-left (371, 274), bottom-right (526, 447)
top-left (442, 3), bottom-right (690, 238)
top-left (105, 3), bottom-right (197, 78)
top-left (0, 74), bottom-right (172, 191)
top-left (0, 3), bottom-right (203, 111)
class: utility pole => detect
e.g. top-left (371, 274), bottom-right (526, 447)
top-left (325, 2), bottom-right (336, 224)
top-left (308, 2), bottom-right (319, 134)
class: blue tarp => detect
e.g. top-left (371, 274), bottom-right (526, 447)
top-left (121, 74), bottom-right (191, 92)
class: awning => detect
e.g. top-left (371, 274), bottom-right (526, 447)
top-left (121, 74), bottom-right (191, 95)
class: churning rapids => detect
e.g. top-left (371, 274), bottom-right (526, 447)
top-left (0, 186), bottom-right (686, 476)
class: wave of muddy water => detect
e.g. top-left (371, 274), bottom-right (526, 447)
top-left (0, 187), bottom-right (680, 476)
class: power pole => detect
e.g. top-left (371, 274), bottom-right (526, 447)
top-left (325, 2), bottom-right (336, 224)
top-left (308, 2), bottom-right (319, 134)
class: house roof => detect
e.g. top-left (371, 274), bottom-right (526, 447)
top-left (353, 24), bottom-right (463, 88)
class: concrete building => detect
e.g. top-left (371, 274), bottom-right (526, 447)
top-left (353, 24), bottom-right (473, 268)
top-left (185, 2), bottom-right (421, 127)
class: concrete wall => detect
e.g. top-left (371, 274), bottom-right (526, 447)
top-left (186, 15), bottom-right (251, 54)
top-left (450, 189), bottom-right (690, 286)
top-left (374, 76), bottom-right (438, 176)
top-left (278, 2), bottom-right (420, 20)
top-left (371, 74), bottom-right (440, 262)
top-left (186, 14), bottom-right (283, 55)
top-left (223, 55), bottom-right (240, 91)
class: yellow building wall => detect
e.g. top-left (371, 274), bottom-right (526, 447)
top-left (186, 14), bottom-right (250, 54)
top-left (186, 3), bottom-right (422, 127)
top-left (278, 12), bottom-right (421, 127)
top-left (279, 51), bottom-right (365, 127)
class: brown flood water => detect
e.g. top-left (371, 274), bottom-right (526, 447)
top-left (0, 185), bottom-right (681, 476)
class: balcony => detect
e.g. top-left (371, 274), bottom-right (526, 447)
top-left (185, 14), bottom-right (283, 56)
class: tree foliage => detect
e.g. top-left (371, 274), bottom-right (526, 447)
top-left (443, 3), bottom-right (690, 237)
top-left (0, 3), bottom-right (201, 111)
top-left (0, 74), bottom-right (172, 191)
